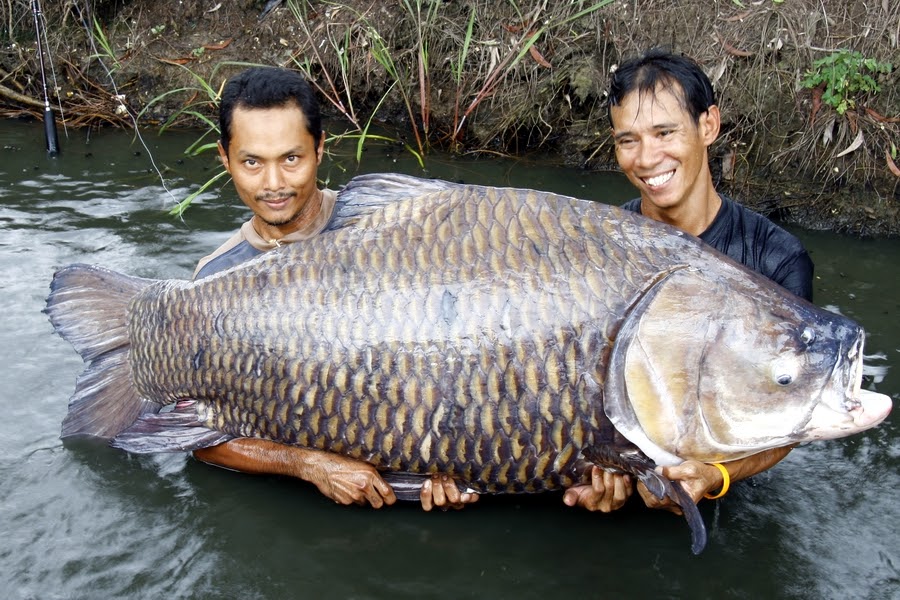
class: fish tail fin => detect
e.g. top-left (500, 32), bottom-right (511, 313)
top-left (45, 264), bottom-right (158, 440)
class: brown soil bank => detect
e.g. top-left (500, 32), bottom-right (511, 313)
top-left (2, 0), bottom-right (899, 236)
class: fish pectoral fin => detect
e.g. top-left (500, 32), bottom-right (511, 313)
top-left (640, 469), bottom-right (708, 555)
top-left (636, 469), bottom-right (667, 499)
top-left (381, 472), bottom-right (478, 502)
top-left (110, 400), bottom-right (232, 454)
top-left (583, 446), bottom-right (707, 554)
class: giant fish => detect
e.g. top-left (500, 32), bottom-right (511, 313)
top-left (45, 173), bottom-right (892, 554)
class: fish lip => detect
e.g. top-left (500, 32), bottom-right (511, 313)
top-left (848, 389), bottom-right (893, 429)
top-left (798, 329), bottom-right (893, 439)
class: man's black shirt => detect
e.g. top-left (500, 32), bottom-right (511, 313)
top-left (621, 194), bottom-right (814, 301)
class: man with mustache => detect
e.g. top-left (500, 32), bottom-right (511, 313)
top-left (192, 66), bottom-right (474, 511)
top-left (563, 48), bottom-right (814, 514)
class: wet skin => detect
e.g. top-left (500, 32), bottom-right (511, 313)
top-left (217, 104), bottom-right (325, 242)
top-left (610, 83), bottom-right (721, 236)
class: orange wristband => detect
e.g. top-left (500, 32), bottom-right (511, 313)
top-left (703, 462), bottom-right (730, 500)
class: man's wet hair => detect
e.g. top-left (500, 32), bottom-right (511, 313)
top-left (218, 66), bottom-right (322, 154)
top-left (607, 48), bottom-right (716, 127)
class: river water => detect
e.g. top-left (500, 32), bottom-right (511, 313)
top-left (1, 119), bottom-right (897, 600)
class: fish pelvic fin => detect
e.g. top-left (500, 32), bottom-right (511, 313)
top-left (45, 264), bottom-right (157, 440)
top-left (111, 401), bottom-right (233, 453)
top-left (330, 173), bottom-right (460, 230)
top-left (583, 445), bottom-right (707, 555)
top-left (381, 472), bottom-right (479, 501)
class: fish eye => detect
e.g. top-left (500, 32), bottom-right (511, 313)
top-left (770, 357), bottom-right (799, 387)
top-left (800, 327), bottom-right (816, 345)
top-left (776, 374), bottom-right (794, 386)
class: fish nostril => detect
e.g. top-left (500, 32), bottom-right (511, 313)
top-left (801, 327), bottom-right (815, 345)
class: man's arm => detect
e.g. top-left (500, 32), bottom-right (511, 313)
top-left (194, 439), bottom-right (478, 510)
top-left (194, 439), bottom-right (398, 507)
top-left (563, 446), bottom-right (794, 513)
top-left (640, 446), bottom-right (795, 513)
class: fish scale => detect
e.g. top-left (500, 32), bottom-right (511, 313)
top-left (127, 186), bottom-right (635, 492)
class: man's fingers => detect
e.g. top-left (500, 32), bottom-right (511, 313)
top-left (562, 485), bottom-right (600, 511)
top-left (441, 476), bottom-right (461, 505)
top-left (609, 471), bottom-right (631, 506)
top-left (366, 484), bottom-right (385, 509)
top-left (374, 473), bottom-right (397, 505)
top-left (590, 466), bottom-right (606, 492)
top-left (420, 478), bottom-right (434, 511)
top-left (562, 469), bottom-right (634, 512)
top-left (431, 475), bottom-right (447, 509)
top-left (637, 481), bottom-right (680, 513)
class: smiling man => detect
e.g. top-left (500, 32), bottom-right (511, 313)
top-left (193, 68), bottom-right (331, 279)
top-left (609, 49), bottom-right (813, 299)
top-left (192, 67), bottom-right (474, 511)
top-left (563, 49), bottom-right (815, 514)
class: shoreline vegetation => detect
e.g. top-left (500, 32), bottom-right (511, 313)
top-left (1, 0), bottom-right (898, 236)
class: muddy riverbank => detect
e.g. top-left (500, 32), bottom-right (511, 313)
top-left (2, 0), bottom-right (898, 235)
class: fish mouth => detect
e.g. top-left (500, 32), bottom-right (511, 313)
top-left (844, 337), bottom-right (893, 428)
top-left (847, 389), bottom-right (894, 429)
top-left (802, 332), bottom-right (893, 439)
top-left (839, 335), bottom-right (892, 427)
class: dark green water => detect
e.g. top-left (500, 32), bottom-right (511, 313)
top-left (1, 119), bottom-right (897, 600)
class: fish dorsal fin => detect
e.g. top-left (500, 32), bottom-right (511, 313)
top-left (328, 173), bottom-right (460, 230)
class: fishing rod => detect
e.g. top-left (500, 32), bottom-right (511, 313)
top-left (31, 0), bottom-right (60, 156)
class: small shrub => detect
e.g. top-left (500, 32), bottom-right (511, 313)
top-left (801, 50), bottom-right (892, 115)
